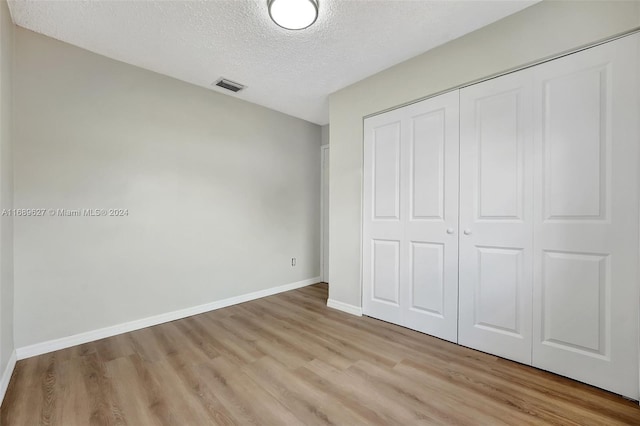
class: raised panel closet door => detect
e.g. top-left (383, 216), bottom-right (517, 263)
top-left (363, 109), bottom-right (405, 324)
top-left (400, 91), bottom-right (459, 343)
top-left (459, 71), bottom-right (534, 364)
top-left (532, 33), bottom-right (640, 399)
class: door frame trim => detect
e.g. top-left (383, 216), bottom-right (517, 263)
top-left (363, 27), bottom-right (640, 122)
top-left (320, 144), bottom-right (330, 283)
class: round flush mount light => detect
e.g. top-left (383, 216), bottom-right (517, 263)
top-left (268, 0), bottom-right (319, 30)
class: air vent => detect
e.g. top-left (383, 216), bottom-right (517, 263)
top-left (214, 78), bottom-right (246, 93)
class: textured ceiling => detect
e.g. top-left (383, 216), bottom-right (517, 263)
top-left (8, 0), bottom-right (538, 125)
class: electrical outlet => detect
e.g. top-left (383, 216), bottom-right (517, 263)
top-left (291, 257), bottom-right (297, 267)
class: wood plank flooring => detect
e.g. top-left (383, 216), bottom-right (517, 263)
top-left (1, 283), bottom-right (639, 425)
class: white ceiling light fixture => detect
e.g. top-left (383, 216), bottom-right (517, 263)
top-left (268, 0), bottom-right (319, 30)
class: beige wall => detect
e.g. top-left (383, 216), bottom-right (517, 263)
top-left (328, 0), bottom-right (640, 307)
top-left (14, 28), bottom-right (322, 348)
top-left (0, 0), bottom-right (15, 376)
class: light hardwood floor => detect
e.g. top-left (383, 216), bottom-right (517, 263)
top-left (1, 283), bottom-right (639, 425)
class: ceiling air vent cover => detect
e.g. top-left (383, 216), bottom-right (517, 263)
top-left (214, 78), bottom-right (246, 93)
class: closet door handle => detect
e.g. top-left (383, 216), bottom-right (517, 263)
top-left (463, 229), bottom-right (472, 236)
top-left (446, 228), bottom-right (455, 235)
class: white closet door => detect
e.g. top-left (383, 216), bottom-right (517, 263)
top-left (363, 108), bottom-right (405, 325)
top-left (363, 91), bottom-right (460, 343)
top-left (458, 71), bottom-right (534, 364)
top-left (401, 92), bottom-right (459, 342)
top-left (531, 34), bottom-right (639, 399)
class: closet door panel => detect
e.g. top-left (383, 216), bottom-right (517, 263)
top-left (409, 241), bottom-right (445, 315)
top-left (363, 91), bottom-right (459, 343)
top-left (459, 71), bottom-right (534, 364)
top-left (371, 240), bottom-right (401, 305)
top-left (402, 91), bottom-right (459, 342)
top-left (372, 122), bottom-right (401, 220)
top-left (532, 33), bottom-right (640, 399)
top-left (410, 109), bottom-right (446, 220)
top-left (363, 111), bottom-right (404, 324)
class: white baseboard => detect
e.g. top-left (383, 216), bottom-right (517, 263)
top-left (16, 277), bottom-right (320, 360)
top-left (0, 350), bottom-right (17, 405)
top-left (327, 299), bottom-right (363, 317)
